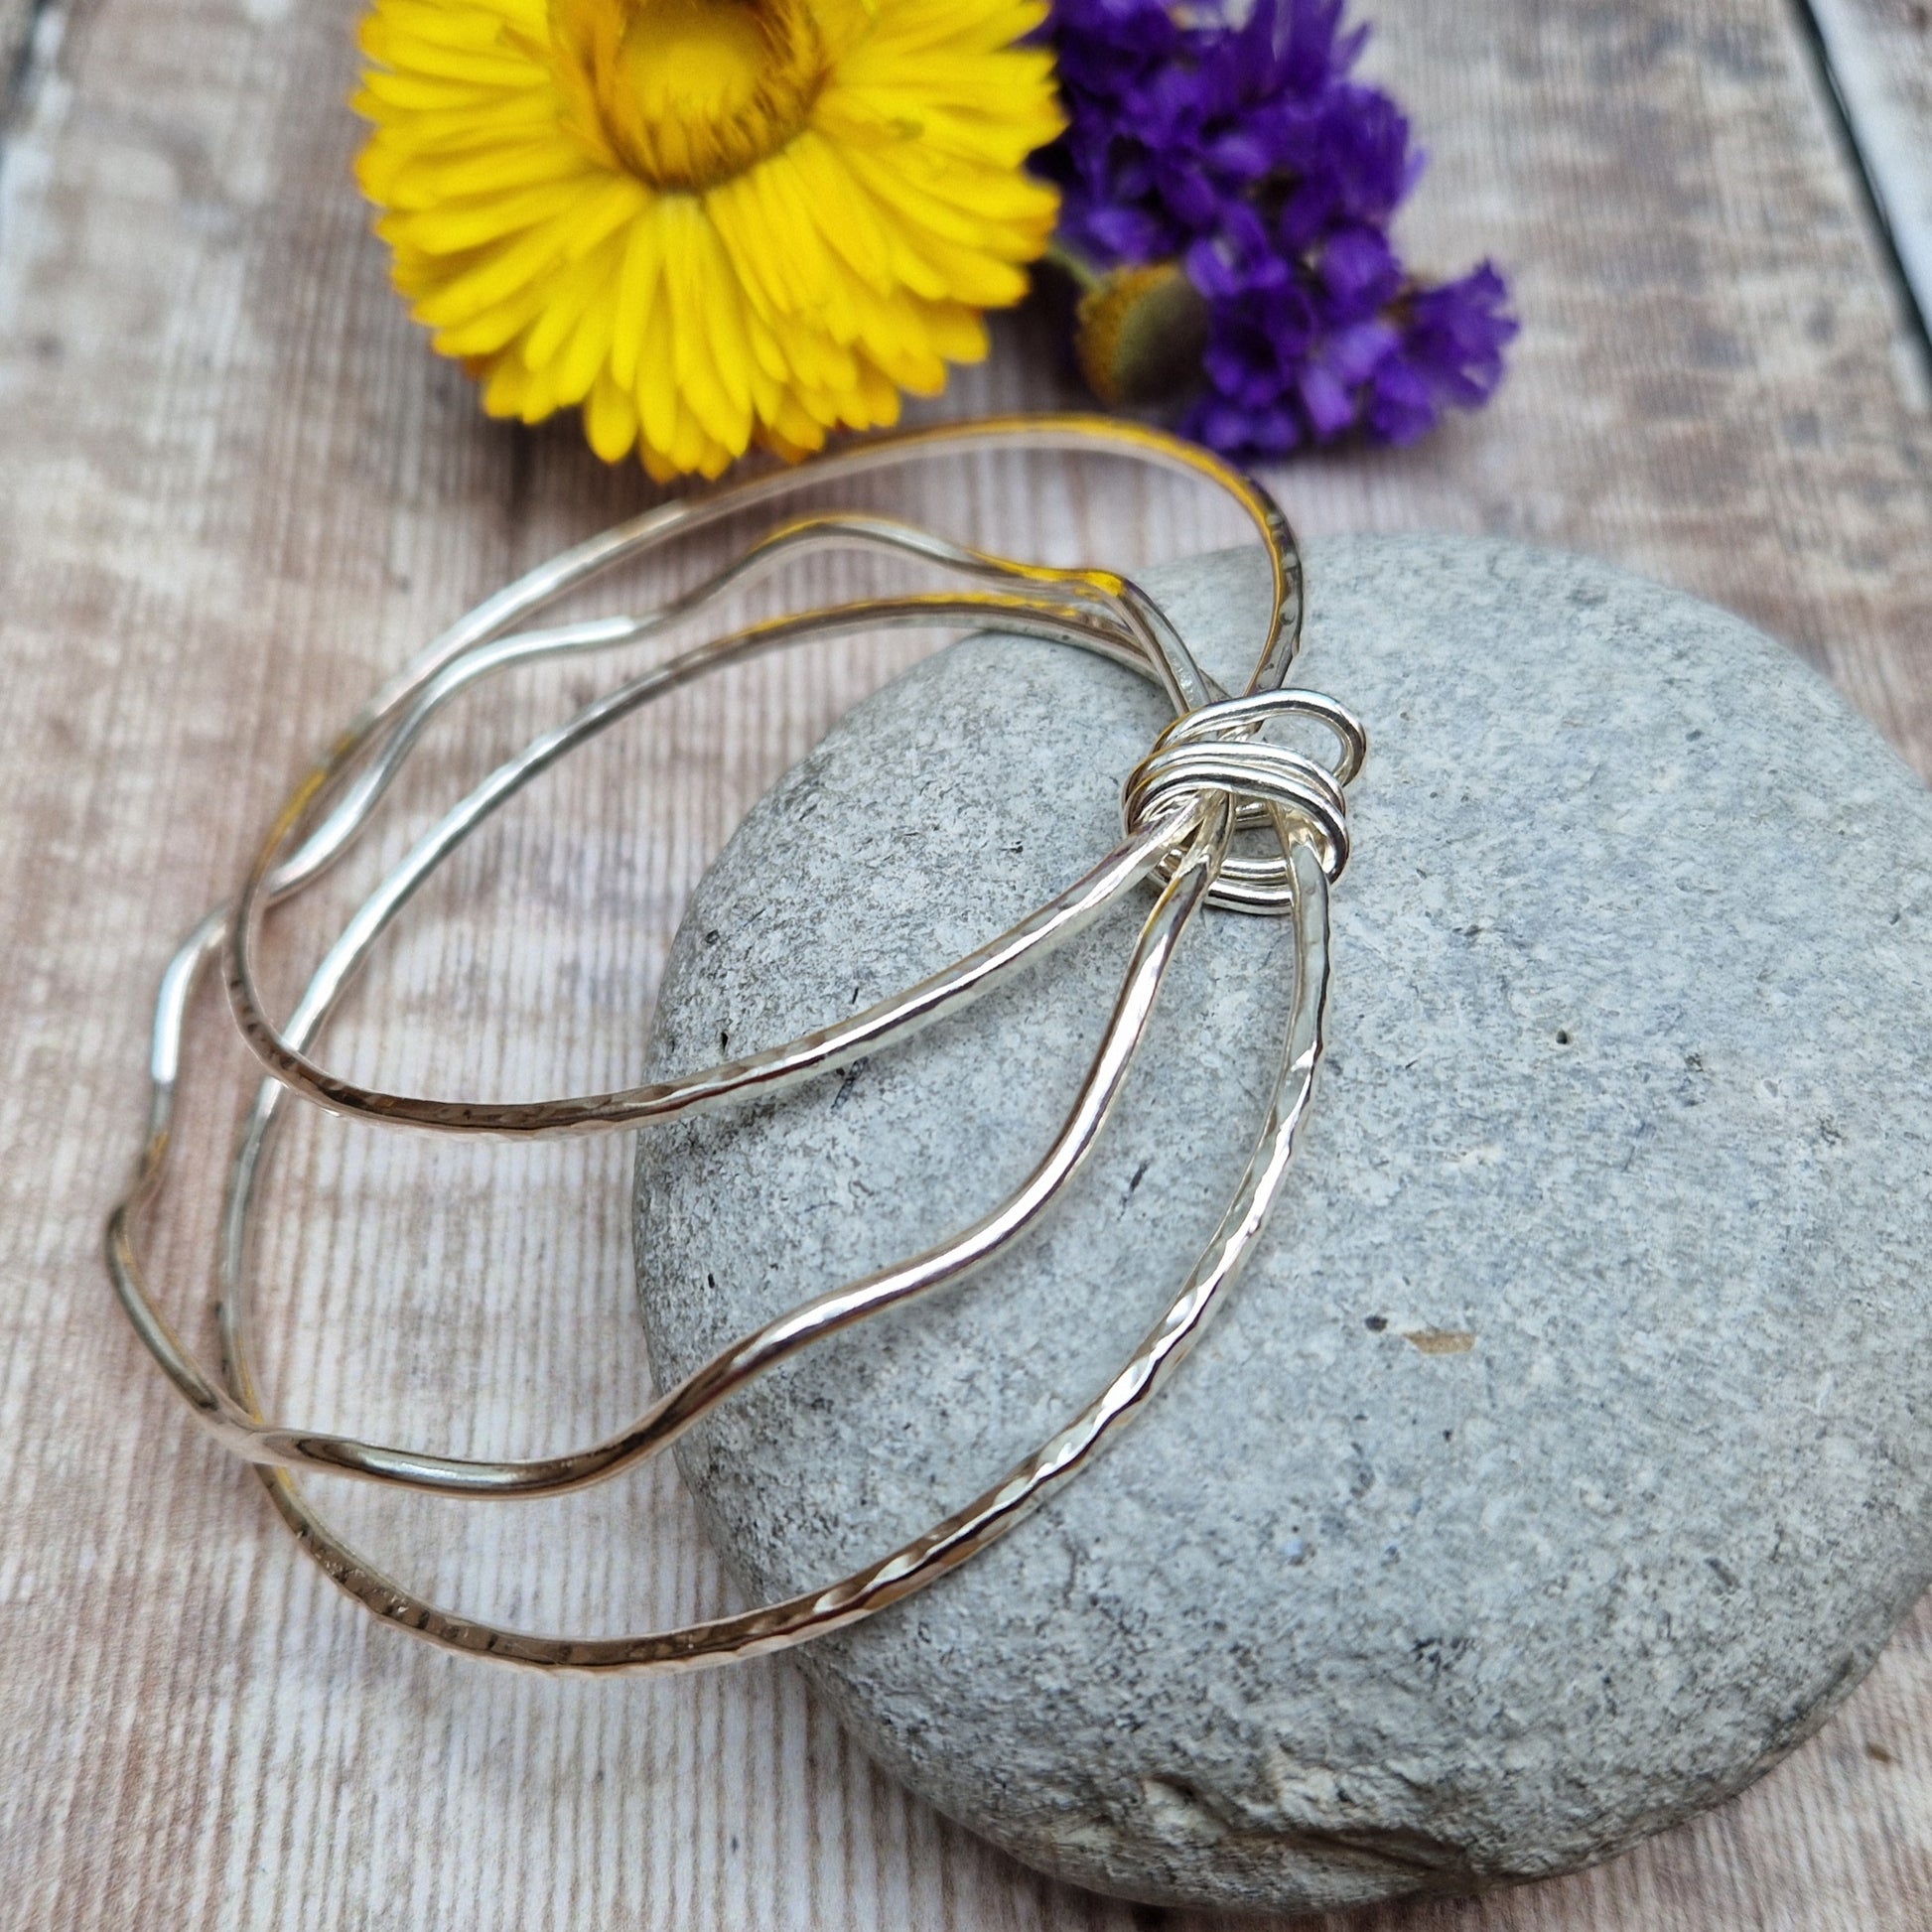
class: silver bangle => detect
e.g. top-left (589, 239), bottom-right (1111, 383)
top-left (105, 414), bottom-right (1365, 1674)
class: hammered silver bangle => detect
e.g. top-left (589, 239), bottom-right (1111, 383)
top-left (105, 414), bottom-right (1366, 1674)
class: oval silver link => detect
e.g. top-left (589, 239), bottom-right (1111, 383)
top-left (1121, 685), bottom-right (1365, 911)
top-left (1124, 740), bottom-right (1350, 889)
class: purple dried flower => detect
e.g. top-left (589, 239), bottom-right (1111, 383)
top-left (1037, 0), bottom-right (1516, 461)
top-left (1364, 263), bottom-right (1517, 445)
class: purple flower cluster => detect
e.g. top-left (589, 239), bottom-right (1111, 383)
top-left (1035, 0), bottom-right (1516, 460)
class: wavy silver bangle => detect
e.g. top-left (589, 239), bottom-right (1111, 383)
top-left (105, 414), bottom-right (1365, 1674)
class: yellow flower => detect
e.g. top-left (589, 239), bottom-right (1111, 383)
top-left (354, 0), bottom-right (1065, 479)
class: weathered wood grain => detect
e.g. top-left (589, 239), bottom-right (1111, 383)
top-left (0, 0), bottom-right (39, 114)
top-left (4, 0), bottom-right (1932, 1927)
top-left (1807, 0), bottom-right (1932, 358)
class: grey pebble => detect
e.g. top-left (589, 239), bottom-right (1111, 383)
top-left (634, 536), bottom-right (1932, 1916)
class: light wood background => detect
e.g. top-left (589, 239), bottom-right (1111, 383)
top-left (6, 0), bottom-right (1932, 1926)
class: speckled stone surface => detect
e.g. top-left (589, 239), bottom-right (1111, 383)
top-left (633, 537), bottom-right (1932, 1917)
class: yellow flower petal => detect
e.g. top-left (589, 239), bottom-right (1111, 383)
top-left (584, 369), bottom-right (637, 460)
top-left (383, 141), bottom-right (591, 212)
top-left (608, 207), bottom-right (663, 391)
top-left (382, 176), bottom-right (591, 254)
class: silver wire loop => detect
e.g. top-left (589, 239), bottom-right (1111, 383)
top-left (104, 415), bottom-right (1365, 1674)
top-left (1123, 687), bottom-right (1364, 910)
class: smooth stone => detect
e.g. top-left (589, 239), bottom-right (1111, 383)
top-left (633, 537), bottom-right (1932, 1917)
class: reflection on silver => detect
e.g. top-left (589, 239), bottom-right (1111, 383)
top-left (105, 415), bottom-right (1365, 1673)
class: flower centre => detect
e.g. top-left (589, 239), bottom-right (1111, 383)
top-left (550, 0), bottom-right (848, 191)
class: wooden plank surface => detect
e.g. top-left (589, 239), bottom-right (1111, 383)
top-left (0, 0), bottom-right (38, 116)
top-left (4, 0), bottom-right (1932, 1928)
top-left (1806, 0), bottom-right (1932, 357)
